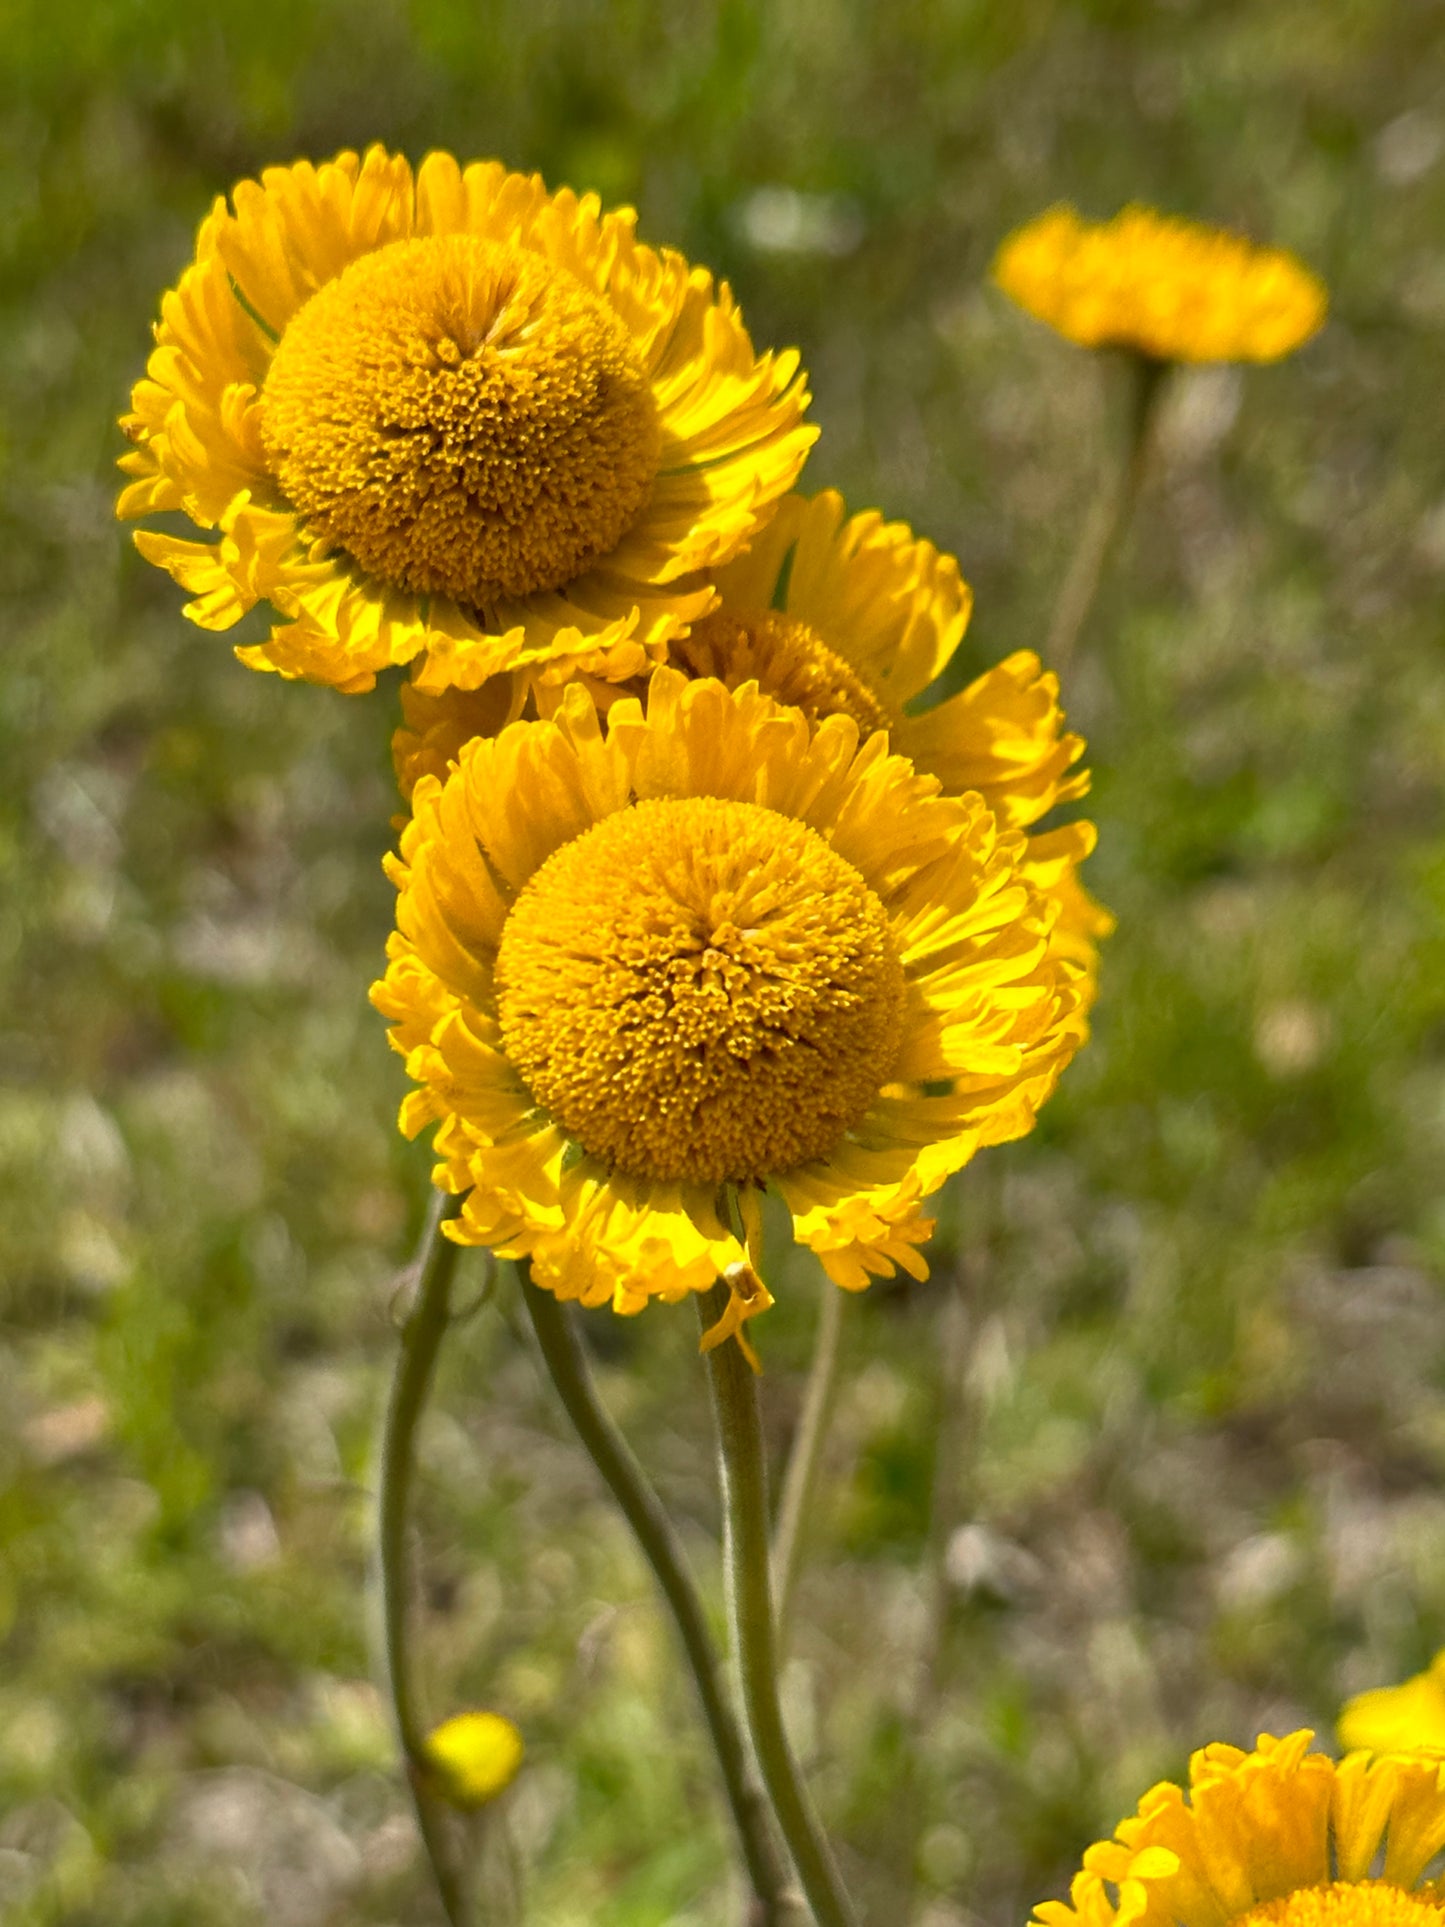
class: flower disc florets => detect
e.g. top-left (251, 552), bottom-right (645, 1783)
top-left (262, 234), bottom-right (660, 606)
top-left (1241, 1888), bottom-right (1445, 1927)
top-left (669, 609), bottom-right (890, 739)
top-left (496, 795), bottom-right (905, 1183)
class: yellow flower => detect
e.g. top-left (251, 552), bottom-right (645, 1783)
top-left (372, 669), bottom-right (1090, 1336)
top-left (391, 490), bottom-right (1112, 979)
top-left (118, 145), bottom-right (816, 695)
top-left (994, 204), bottom-right (1327, 363)
top-left (1341, 1656), bottom-right (1445, 1755)
top-left (1035, 1731), bottom-right (1445, 1927)
top-left (419, 1710), bottom-right (523, 1809)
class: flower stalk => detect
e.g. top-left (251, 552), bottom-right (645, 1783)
top-left (518, 1265), bottom-right (800, 1924)
top-left (376, 1185), bottom-right (470, 1927)
top-left (697, 1281), bottom-right (860, 1927)
top-left (771, 1285), bottom-right (847, 1649)
top-left (1047, 350), bottom-right (1167, 676)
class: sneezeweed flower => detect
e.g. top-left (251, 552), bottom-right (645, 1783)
top-left (118, 145), bottom-right (815, 695)
top-left (373, 669), bottom-right (1090, 1348)
top-left (1036, 1730), bottom-right (1445, 1927)
top-left (418, 1710), bottom-right (524, 1809)
top-left (1340, 1653), bottom-right (1445, 1755)
top-left (391, 490), bottom-right (1112, 979)
top-left (994, 204), bottom-right (1327, 364)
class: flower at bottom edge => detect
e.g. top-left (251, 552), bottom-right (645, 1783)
top-left (371, 667), bottom-right (1091, 1342)
top-left (1033, 1731), bottom-right (1445, 1927)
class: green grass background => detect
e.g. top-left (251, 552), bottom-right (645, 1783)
top-left (4, 0), bottom-right (1445, 1920)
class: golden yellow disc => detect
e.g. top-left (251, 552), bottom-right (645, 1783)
top-left (496, 794), bottom-right (905, 1183)
top-left (262, 233), bottom-right (659, 606)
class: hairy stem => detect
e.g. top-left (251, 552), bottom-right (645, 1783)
top-left (1047, 351), bottom-right (1167, 678)
top-left (771, 1285), bottom-right (847, 1651)
top-left (377, 1187), bottom-right (470, 1926)
top-left (698, 1285), bottom-right (860, 1927)
top-left (519, 1266), bottom-right (800, 1925)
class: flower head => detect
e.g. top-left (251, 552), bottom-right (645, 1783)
top-left (373, 669), bottom-right (1090, 1338)
top-left (392, 490), bottom-right (1112, 979)
top-left (420, 1710), bottom-right (523, 1809)
top-left (119, 146), bottom-right (815, 694)
top-left (994, 204), bottom-right (1327, 363)
top-left (1341, 1655), bottom-right (1445, 1756)
top-left (1034, 1731), bottom-right (1445, 1927)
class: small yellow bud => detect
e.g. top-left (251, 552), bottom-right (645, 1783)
top-left (419, 1710), bottom-right (524, 1809)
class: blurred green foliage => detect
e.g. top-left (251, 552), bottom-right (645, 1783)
top-left (3, 0), bottom-right (1445, 1920)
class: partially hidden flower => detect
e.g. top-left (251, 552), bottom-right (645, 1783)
top-left (392, 489), bottom-right (1112, 983)
top-left (418, 1710), bottom-right (523, 1809)
top-left (372, 669), bottom-right (1091, 1341)
top-left (1340, 1655), bottom-right (1445, 1756)
top-left (1035, 1730), bottom-right (1445, 1927)
top-left (994, 204), bottom-right (1327, 364)
top-left (118, 145), bottom-right (816, 694)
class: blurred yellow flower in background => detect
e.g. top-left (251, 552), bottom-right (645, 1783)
top-left (1340, 1654), bottom-right (1445, 1755)
top-left (994, 204), bottom-right (1326, 363)
top-left (373, 669), bottom-right (1090, 1333)
top-left (420, 1710), bottom-right (524, 1809)
top-left (118, 145), bottom-right (815, 694)
top-left (1035, 1730), bottom-right (1445, 1927)
top-left (391, 489), bottom-right (1111, 981)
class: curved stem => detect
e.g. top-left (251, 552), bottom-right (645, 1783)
top-left (377, 1186), bottom-right (469, 1927)
top-left (518, 1266), bottom-right (799, 1925)
top-left (771, 1285), bottom-right (846, 1651)
top-left (697, 1285), bottom-right (860, 1927)
top-left (1047, 351), bottom-right (1167, 678)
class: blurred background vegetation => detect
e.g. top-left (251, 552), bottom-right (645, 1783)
top-left (4, 0), bottom-right (1445, 1920)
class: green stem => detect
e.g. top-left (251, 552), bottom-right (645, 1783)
top-left (1046, 351), bottom-right (1167, 678)
top-left (697, 1285), bottom-right (860, 1927)
top-left (518, 1266), bottom-right (800, 1925)
top-left (891, 1166), bottom-right (997, 1907)
top-left (771, 1286), bottom-right (846, 1651)
top-left (890, 1273), bottom-right (973, 1907)
top-left (377, 1186), bottom-right (469, 1927)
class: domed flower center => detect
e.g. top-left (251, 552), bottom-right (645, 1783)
top-left (261, 233), bottom-right (660, 607)
top-left (1238, 1884), bottom-right (1445, 1927)
top-left (495, 795), bottom-right (906, 1184)
top-left (670, 608), bottom-right (890, 739)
